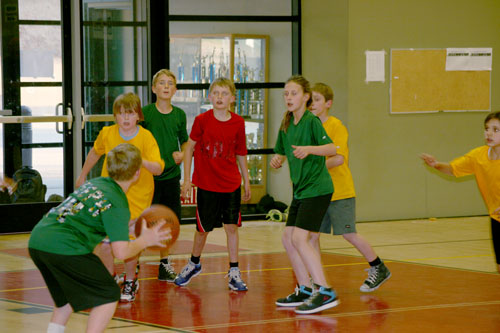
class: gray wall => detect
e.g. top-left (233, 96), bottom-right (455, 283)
top-left (297, 0), bottom-right (500, 221)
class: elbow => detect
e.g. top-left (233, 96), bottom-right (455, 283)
top-left (153, 163), bottom-right (164, 176)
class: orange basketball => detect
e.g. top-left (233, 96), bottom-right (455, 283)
top-left (135, 204), bottom-right (180, 251)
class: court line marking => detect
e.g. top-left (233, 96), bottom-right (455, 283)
top-left (0, 298), bottom-right (195, 333)
top-left (1, 253), bottom-right (496, 290)
top-left (180, 300), bottom-right (500, 330)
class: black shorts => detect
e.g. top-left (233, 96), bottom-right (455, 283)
top-left (286, 193), bottom-right (332, 232)
top-left (29, 248), bottom-right (120, 312)
top-left (152, 175), bottom-right (181, 220)
top-left (491, 218), bottom-right (500, 264)
top-left (196, 187), bottom-right (242, 232)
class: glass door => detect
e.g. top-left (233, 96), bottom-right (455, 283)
top-left (0, 0), bottom-right (73, 206)
top-left (80, 0), bottom-right (149, 179)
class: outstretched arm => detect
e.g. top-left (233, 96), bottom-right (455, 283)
top-left (75, 148), bottom-right (102, 188)
top-left (420, 153), bottom-right (454, 176)
top-left (111, 220), bottom-right (171, 260)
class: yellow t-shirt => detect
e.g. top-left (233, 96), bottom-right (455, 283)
top-left (323, 116), bottom-right (356, 201)
top-left (450, 145), bottom-right (500, 222)
top-left (94, 125), bottom-right (164, 220)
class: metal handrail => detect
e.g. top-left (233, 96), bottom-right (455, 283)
top-left (0, 108), bottom-right (73, 130)
top-left (81, 108), bottom-right (114, 129)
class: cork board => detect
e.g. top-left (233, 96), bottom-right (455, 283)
top-left (390, 49), bottom-right (490, 113)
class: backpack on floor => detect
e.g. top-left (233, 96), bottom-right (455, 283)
top-left (11, 166), bottom-right (47, 203)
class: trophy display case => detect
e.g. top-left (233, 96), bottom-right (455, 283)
top-left (170, 34), bottom-right (269, 204)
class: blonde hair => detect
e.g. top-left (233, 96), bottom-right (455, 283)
top-left (107, 143), bottom-right (142, 181)
top-left (209, 77), bottom-right (236, 96)
top-left (280, 75), bottom-right (312, 133)
top-left (152, 69), bottom-right (177, 86)
top-left (112, 92), bottom-right (144, 122)
top-left (312, 82), bottom-right (334, 103)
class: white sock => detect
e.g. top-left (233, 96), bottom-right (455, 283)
top-left (47, 322), bottom-right (65, 333)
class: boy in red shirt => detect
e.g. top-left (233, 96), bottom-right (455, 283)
top-left (176, 77), bottom-right (251, 291)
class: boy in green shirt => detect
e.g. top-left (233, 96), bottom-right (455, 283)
top-left (29, 143), bottom-right (170, 333)
top-left (142, 69), bottom-right (189, 282)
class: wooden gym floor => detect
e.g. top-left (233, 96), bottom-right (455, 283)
top-left (0, 216), bottom-right (499, 332)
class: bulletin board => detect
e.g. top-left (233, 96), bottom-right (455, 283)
top-left (390, 49), bottom-right (491, 113)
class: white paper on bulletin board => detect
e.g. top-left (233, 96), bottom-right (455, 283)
top-left (446, 48), bottom-right (492, 71)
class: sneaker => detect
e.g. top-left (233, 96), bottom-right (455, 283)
top-left (158, 258), bottom-right (177, 282)
top-left (174, 261), bottom-right (202, 286)
top-left (114, 272), bottom-right (125, 287)
top-left (295, 284), bottom-right (339, 314)
top-left (360, 263), bottom-right (391, 292)
top-left (276, 284), bottom-right (312, 307)
top-left (120, 279), bottom-right (139, 302)
top-left (226, 268), bottom-right (248, 291)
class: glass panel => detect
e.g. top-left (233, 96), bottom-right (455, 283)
top-left (170, 22), bottom-right (291, 82)
top-left (248, 154), bottom-right (265, 185)
top-left (21, 87), bottom-right (62, 117)
top-left (83, 25), bottom-right (147, 82)
top-left (31, 147), bottom-right (64, 201)
top-left (234, 38), bottom-right (265, 83)
top-left (82, 0), bottom-right (137, 22)
top-left (19, 0), bottom-right (61, 21)
top-left (19, 25), bottom-right (62, 82)
top-left (18, 86), bottom-right (63, 202)
top-left (169, 0), bottom-right (291, 16)
top-left (170, 36), bottom-right (231, 84)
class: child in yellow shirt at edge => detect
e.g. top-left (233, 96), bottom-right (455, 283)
top-left (308, 83), bottom-right (391, 292)
top-left (421, 111), bottom-right (500, 274)
top-left (76, 92), bottom-right (164, 302)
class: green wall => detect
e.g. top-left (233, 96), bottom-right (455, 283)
top-left (302, 0), bottom-right (500, 221)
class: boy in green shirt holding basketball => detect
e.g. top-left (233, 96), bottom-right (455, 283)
top-left (29, 143), bottom-right (170, 333)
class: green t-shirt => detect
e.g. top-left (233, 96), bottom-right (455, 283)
top-left (142, 104), bottom-right (189, 180)
top-left (274, 110), bottom-right (334, 199)
top-left (28, 177), bottom-right (130, 255)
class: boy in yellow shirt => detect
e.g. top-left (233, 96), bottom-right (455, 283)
top-left (421, 111), bottom-right (500, 274)
top-left (76, 92), bottom-right (164, 301)
top-left (309, 83), bottom-right (391, 292)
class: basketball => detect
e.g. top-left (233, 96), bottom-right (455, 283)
top-left (135, 204), bottom-right (180, 251)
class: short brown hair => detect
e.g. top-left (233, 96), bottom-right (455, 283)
top-left (312, 82), bottom-right (334, 103)
top-left (112, 92), bottom-right (144, 122)
top-left (152, 69), bottom-right (177, 86)
top-left (485, 111), bottom-right (500, 125)
top-left (107, 143), bottom-right (142, 181)
top-left (209, 77), bottom-right (236, 96)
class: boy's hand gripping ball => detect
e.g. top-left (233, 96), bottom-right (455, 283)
top-left (135, 204), bottom-right (180, 251)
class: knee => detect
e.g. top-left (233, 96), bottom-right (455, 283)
top-left (291, 232), bottom-right (307, 249)
top-left (281, 232), bottom-right (292, 248)
top-left (224, 224), bottom-right (238, 235)
top-left (342, 232), bottom-right (356, 242)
